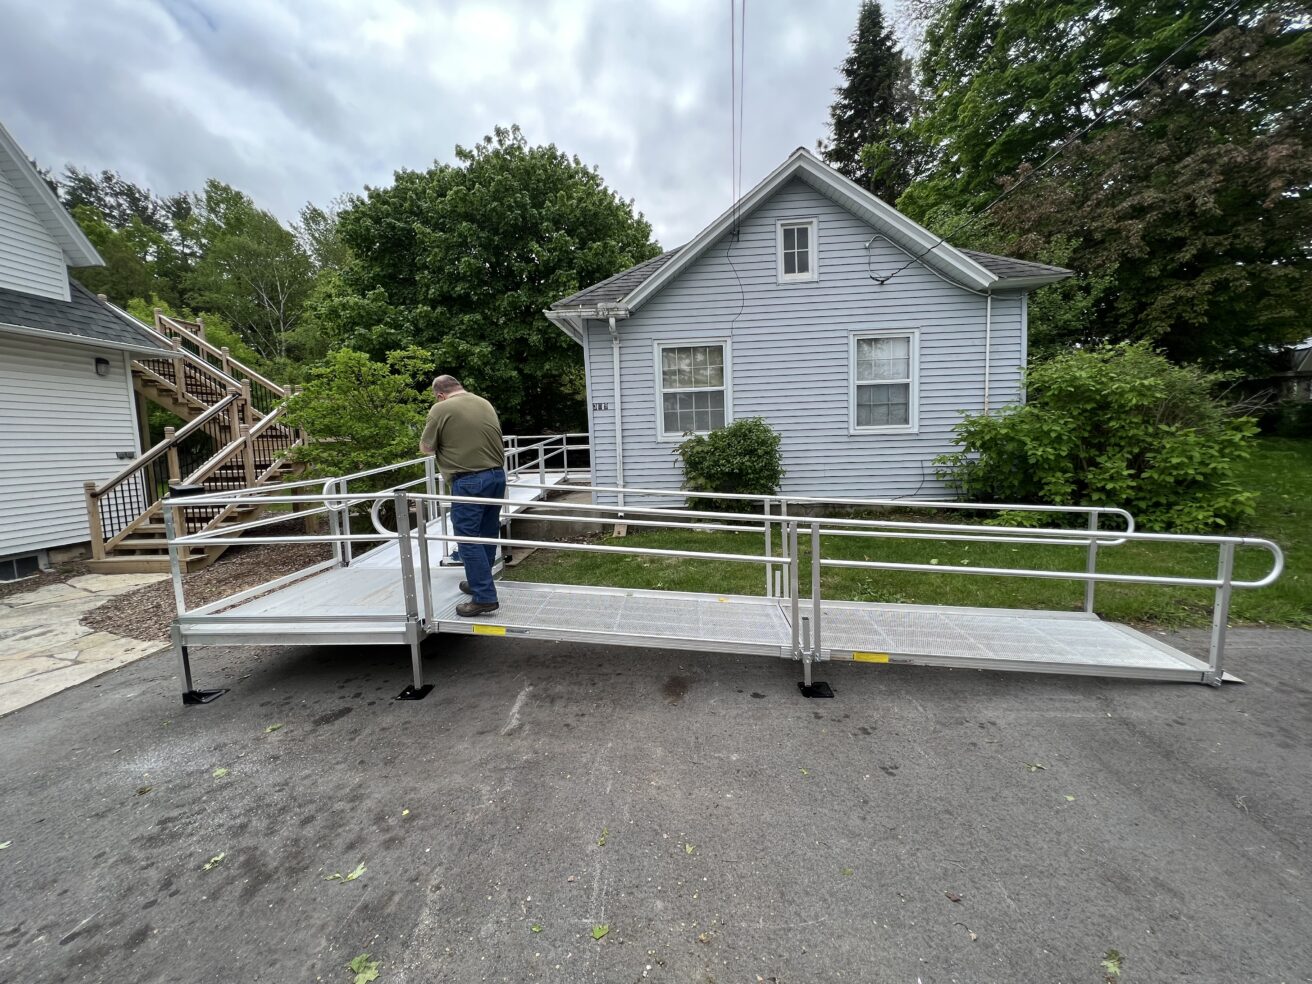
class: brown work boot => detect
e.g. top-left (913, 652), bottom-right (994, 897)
top-left (459, 581), bottom-right (472, 595)
top-left (456, 601), bottom-right (499, 617)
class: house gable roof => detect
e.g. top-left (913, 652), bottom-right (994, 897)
top-left (0, 277), bottom-right (167, 352)
top-left (550, 148), bottom-right (1071, 317)
top-left (0, 120), bottom-right (102, 268)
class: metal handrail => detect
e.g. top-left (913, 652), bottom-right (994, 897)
top-left (165, 487), bottom-right (1284, 589)
top-left (507, 475), bottom-right (1136, 528)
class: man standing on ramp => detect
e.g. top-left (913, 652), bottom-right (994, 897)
top-left (419, 375), bottom-right (505, 616)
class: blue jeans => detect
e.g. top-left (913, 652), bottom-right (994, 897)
top-left (451, 468), bottom-right (505, 604)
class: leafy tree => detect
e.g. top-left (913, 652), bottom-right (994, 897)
top-left (59, 166), bottom-right (198, 308)
top-left (187, 180), bottom-right (315, 363)
top-left (899, 0), bottom-right (1248, 218)
top-left (330, 125), bottom-right (659, 433)
top-left (821, 1), bottom-right (920, 201)
top-left (294, 197), bottom-right (354, 273)
top-left (937, 344), bottom-right (1259, 532)
top-left (69, 205), bottom-right (164, 305)
top-left (281, 346), bottom-right (435, 482)
top-left (986, 4), bottom-right (1312, 369)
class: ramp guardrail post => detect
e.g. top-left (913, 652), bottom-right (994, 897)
top-left (800, 521), bottom-right (834, 698)
top-left (763, 499), bottom-right (772, 598)
top-left (393, 490), bottom-right (432, 701)
top-left (788, 520), bottom-right (801, 655)
top-left (164, 490), bottom-right (227, 705)
top-left (341, 477), bottom-right (354, 565)
top-left (1207, 541), bottom-right (1236, 686)
top-left (1085, 512), bottom-right (1099, 613)
top-left (326, 479), bottom-right (344, 567)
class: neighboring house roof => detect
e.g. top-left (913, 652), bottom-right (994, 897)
top-left (548, 147), bottom-right (1072, 320)
top-left (0, 277), bottom-right (167, 351)
top-left (958, 248), bottom-right (1071, 283)
top-left (0, 120), bottom-right (102, 268)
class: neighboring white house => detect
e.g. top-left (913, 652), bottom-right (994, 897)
top-left (0, 120), bottom-right (166, 579)
top-left (546, 147), bottom-right (1072, 504)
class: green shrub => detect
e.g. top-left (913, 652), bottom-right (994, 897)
top-left (936, 343), bottom-right (1258, 532)
top-left (677, 417), bottom-right (784, 510)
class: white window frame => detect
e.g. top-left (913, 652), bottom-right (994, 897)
top-left (849, 329), bottom-right (919, 435)
top-left (653, 338), bottom-right (733, 442)
top-left (776, 218), bottom-right (819, 283)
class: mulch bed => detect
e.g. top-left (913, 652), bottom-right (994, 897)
top-left (81, 523), bottom-right (334, 642)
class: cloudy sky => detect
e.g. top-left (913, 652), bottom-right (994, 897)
top-left (0, 0), bottom-right (912, 246)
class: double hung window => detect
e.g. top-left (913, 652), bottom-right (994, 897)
top-left (658, 343), bottom-right (727, 438)
top-left (851, 331), bottom-right (917, 432)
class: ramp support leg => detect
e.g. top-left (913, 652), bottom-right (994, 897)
top-left (174, 624), bottom-right (227, 706)
top-left (1206, 542), bottom-right (1235, 687)
top-left (797, 524), bottom-right (835, 698)
top-left (395, 618), bottom-right (433, 701)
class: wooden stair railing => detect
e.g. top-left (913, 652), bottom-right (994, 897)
top-left (83, 309), bottom-right (307, 572)
top-left (151, 311), bottom-right (290, 419)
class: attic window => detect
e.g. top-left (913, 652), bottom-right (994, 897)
top-left (777, 219), bottom-right (818, 282)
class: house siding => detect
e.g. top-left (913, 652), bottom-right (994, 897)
top-left (583, 179), bottom-right (1025, 504)
top-left (0, 332), bottom-right (140, 556)
top-left (0, 164), bottom-right (68, 301)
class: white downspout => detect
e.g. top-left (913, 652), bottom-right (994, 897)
top-left (608, 315), bottom-right (625, 512)
top-left (983, 292), bottom-right (992, 415)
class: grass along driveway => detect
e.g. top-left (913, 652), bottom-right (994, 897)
top-left (503, 437), bottom-right (1310, 629)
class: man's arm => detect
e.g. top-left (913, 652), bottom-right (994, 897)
top-left (419, 407), bottom-right (440, 455)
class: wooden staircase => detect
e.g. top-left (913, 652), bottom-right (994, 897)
top-left (83, 312), bottom-right (305, 573)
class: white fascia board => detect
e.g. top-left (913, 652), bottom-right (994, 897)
top-left (0, 121), bottom-right (103, 268)
top-left (543, 309), bottom-right (585, 345)
top-left (0, 320), bottom-right (162, 354)
top-left (623, 149), bottom-right (814, 311)
top-left (981, 273), bottom-right (1073, 290)
top-left (790, 154), bottom-right (998, 290)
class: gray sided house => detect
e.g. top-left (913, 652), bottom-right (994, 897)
top-left (546, 148), bottom-right (1071, 504)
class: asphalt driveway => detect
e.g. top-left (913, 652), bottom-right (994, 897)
top-left (0, 627), bottom-right (1308, 983)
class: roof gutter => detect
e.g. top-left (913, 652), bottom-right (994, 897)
top-left (0, 320), bottom-right (164, 355)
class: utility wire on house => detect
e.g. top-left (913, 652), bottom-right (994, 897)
top-left (870, 0), bottom-right (1243, 286)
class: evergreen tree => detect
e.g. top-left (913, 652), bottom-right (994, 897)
top-left (822, 1), bottom-right (916, 202)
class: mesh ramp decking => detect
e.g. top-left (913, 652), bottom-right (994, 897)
top-left (815, 600), bottom-right (1210, 681)
top-left (433, 582), bottom-right (796, 658)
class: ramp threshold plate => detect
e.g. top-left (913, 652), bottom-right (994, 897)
top-left (435, 583), bottom-right (795, 658)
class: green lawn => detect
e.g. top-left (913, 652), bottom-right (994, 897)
top-left (503, 437), bottom-right (1310, 628)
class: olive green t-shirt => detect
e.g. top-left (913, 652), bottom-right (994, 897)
top-left (420, 392), bottom-right (504, 484)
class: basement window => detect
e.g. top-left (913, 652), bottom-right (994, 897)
top-left (0, 552), bottom-right (43, 583)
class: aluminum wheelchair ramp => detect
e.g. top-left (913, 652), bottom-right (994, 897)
top-left (159, 473), bottom-right (1284, 704)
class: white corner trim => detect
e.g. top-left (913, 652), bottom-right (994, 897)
top-left (776, 217), bottom-right (819, 284)
top-left (652, 337), bottom-right (733, 443)
top-left (849, 328), bottom-right (920, 435)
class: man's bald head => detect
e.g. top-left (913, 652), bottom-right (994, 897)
top-left (432, 375), bottom-right (464, 397)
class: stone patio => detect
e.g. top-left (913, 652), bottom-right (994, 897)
top-left (0, 573), bottom-right (169, 717)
